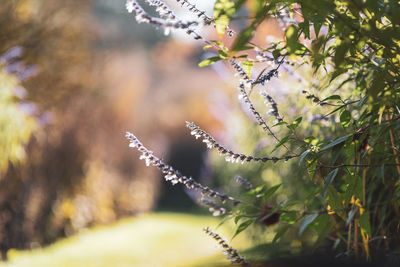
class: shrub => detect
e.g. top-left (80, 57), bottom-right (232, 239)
top-left (125, 0), bottom-right (400, 264)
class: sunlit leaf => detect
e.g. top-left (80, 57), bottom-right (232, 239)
top-left (198, 56), bottom-right (221, 67)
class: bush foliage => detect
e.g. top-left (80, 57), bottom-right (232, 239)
top-left (125, 0), bottom-right (400, 263)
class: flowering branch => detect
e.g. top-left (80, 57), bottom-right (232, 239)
top-left (144, 0), bottom-right (177, 20)
top-left (234, 175), bottom-right (253, 190)
top-left (260, 91), bottom-right (283, 122)
top-left (173, 0), bottom-right (235, 37)
top-left (126, 132), bottom-right (241, 205)
top-left (186, 122), bottom-right (296, 163)
top-left (126, 0), bottom-right (198, 32)
top-left (203, 227), bottom-right (248, 265)
top-left (200, 198), bottom-right (226, 216)
top-left (238, 84), bottom-right (290, 152)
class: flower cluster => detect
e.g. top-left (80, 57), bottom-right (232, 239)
top-left (237, 83), bottom-right (286, 147)
top-left (261, 91), bottom-right (283, 122)
top-left (186, 121), bottom-right (295, 163)
top-left (200, 198), bottom-right (226, 216)
top-left (229, 59), bottom-right (253, 85)
top-left (253, 68), bottom-right (278, 86)
top-left (255, 48), bottom-right (275, 62)
top-left (203, 227), bottom-right (248, 265)
top-left (302, 90), bottom-right (328, 106)
top-left (126, 0), bottom-right (197, 34)
top-left (174, 0), bottom-right (213, 24)
top-left (234, 175), bottom-right (253, 190)
top-left (126, 132), bottom-right (241, 205)
top-left (174, 0), bottom-right (235, 36)
top-left (145, 0), bottom-right (176, 20)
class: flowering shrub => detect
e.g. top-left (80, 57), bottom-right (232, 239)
top-left (125, 0), bottom-right (400, 264)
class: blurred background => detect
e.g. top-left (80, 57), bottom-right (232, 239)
top-left (0, 0), bottom-right (316, 266)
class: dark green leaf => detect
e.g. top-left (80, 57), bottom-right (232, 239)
top-left (271, 136), bottom-right (291, 153)
top-left (321, 95), bottom-right (341, 102)
top-left (287, 117), bottom-right (302, 131)
top-left (320, 135), bottom-right (350, 151)
top-left (259, 184), bottom-right (281, 200)
top-left (322, 168), bottom-right (339, 198)
top-left (232, 219), bottom-right (255, 239)
top-left (231, 26), bottom-right (255, 52)
top-left (234, 215), bottom-right (243, 225)
top-left (359, 211), bottom-right (371, 235)
top-left (340, 110), bottom-right (351, 128)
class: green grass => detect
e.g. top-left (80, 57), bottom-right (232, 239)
top-left (1, 212), bottom-right (251, 267)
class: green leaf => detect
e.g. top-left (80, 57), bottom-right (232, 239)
top-left (340, 110), bottom-right (351, 128)
top-left (271, 136), bottom-right (291, 153)
top-left (285, 25), bottom-right (300, 54)
top-left (242, 60), bottom-right (254, 78)
top-left (281, 211), bottom-right (297, 224)
top-left (218, 50), bottom-right (228, 59)
top-left (231, 26), bottom-right (255, 52)
top-left (299, 149), bottom-right (311, 165)
top-left (234, 215), bottom-right (244, 225)
top-left (299, 213), bottom-right (319, 237)
top-left (320, 135), bottom-right (350, 151)
top-left (273, 121), bottom-right (288, 127)
top-left (232, 219), bottom-right (255, 239)
top-left (246, 185), bottom-right (265, 196)
top-left (326, 186), bottom-right (346, 220)
top-left (321, 95), bottom-right (341, 102)
top-left (258, 184), bottom-right (281, 200)
top-left (287, 117), bottom-right (302, 131)
top-left (272, 224), bottom-right (290, 243)
top-left (203, 44), bottom-right (213, 50)
top-left (314, 22), bottom-right (322, 37)
top-left (322, 168), bottom-right (339, 198)
top-left (213, 0), bottom-right (235, 37)
top-left (299, 20), bottom-right (310, 39)
top-left (359, 211), bottom-right (371, 235)
top-left (216, 215), bottom-right (233, 228)
top-left (198, 56), bottom-right (221, 67)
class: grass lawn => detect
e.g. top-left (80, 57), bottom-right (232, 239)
top-left (0, 212), bottom-right (252, 267)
